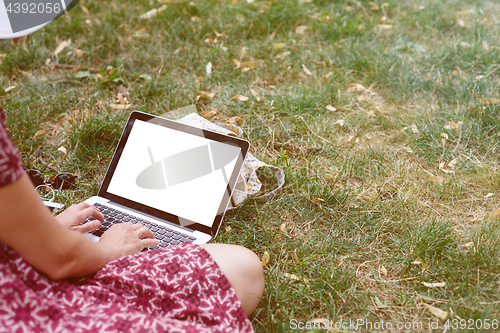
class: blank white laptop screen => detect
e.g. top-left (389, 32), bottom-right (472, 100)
top-left (107, 120), bottom-right (241, 227)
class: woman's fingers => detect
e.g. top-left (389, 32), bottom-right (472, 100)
top-left (72, 220), bottom-right (100, 233)
top-left (79, 205), bottom-right (104, 222)
top-left (133, 225), bottom-right (155, 239)
top-left (142, 238), bottom-right (161, 248)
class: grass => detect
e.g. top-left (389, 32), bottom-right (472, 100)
top-left (2, 0), bottom-right (500, 331)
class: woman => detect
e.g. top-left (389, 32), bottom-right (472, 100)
top-left (0, 106), bottom-right (264, 332)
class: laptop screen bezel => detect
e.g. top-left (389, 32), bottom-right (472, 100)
top-left (97, 111), bottom-right (250, 237)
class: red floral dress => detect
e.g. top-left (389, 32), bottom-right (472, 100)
top-left (0, 107), bottom-right (254, 333)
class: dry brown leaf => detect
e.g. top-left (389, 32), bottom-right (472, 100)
top-left (240, 61), bottom-right (255, 69)
top-left (302, 64), bottom-right (312, 76)
top-left (440, 132), bottom-right (448, 146)
top-left (226, 116), bottom-right (243, 126)
top-left (139, 5), bottom-right (167, 19)
top-left (293, 248), bottom-right (299, 264)
top-left (380, 265), bottom-right (388, 276)
top-left (4, 86), bottom-right (16, 92)
top-left (81, 5), bottom-right (90, 14)
top-left (272, 43), bottom-right (286, 50)
top-left (326, 105), bottom-right (336, 112)
top-left (57, 146), bottom-right (67, 154)
top-left (489, 208), bottom-right (500, 218)
top-left (280, 222), bottom-right (288, 235)
top-left (197, 91), bottom-right (215, 100)
top-left (33, 130), bottom-right (45, 139)
top-left (206, 62), bottom-right (212, 76)
top-left (427, 174), bottom-right (444, 184)
top-left (423, 303), bottom-right (448, 320)
top-left (423, 281), bottom-right (446, 288)
top-left (232, 58), bottom-right (241, 69)
top-left (444, 121), bottom-right (463, 130)
top-left (333, 119), bottom-right (345, 126)
top-left (295, 25), bottom-right (309, 34)
top-left (229, 94), bottom-right (249, 102)
top-left (479, 98), bottom-right (500, 105)
top-left (347, 83), bottom-right (365, 93)
top-left (115, 85), bottom-right (129, 105)
top-left (250, 89), bottom-right (262, 102)
top-left (312, 197), bottom-right (324, 203)
top-left (412, 260), bottom-right (429, 272)
top-left (200, 110), bottom-right (217, 118)
top-left (283, 273), bottom-right (310, 286)
top-left (378, 24), bottom-right (393, 30)
top-left (109, 103), bottom-right (132, 110)
top-left (261, 251), bottom-right (270, 267)
top-left (54, 40), bottom-right (71, 56)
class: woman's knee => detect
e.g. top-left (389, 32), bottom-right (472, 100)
top-left (201, 244), bottom-right (264, 316)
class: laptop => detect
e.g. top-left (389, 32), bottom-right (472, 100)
top-left (83, 111), bottom-right (249, 249)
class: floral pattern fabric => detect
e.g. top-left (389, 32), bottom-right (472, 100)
top-left (0, 107), bottom-right (253, 333)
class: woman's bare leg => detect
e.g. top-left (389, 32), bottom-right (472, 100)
top-left (201, 244), bottom-right (264, 317)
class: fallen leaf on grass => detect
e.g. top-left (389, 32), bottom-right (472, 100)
top-left (312, 197), bottom-right (324, 203)
top-left (206, 62), bottom-right (212, 76)
top-left (333, 119), bottom-right (345, 126)
top-left (109, 103), bottom-right (132, 110)
top-left (440, 132), bottom-right (448, 146)
top-left (229, 94), bottom-right (249, 102)
top-left (295, 25), bottom-right (308, 34)
top-left (283, 273), bottom-right (310, 286)
top-left (58, 146), bottom-right (67, 154)
top-left (225, 226), bottom-right (231, 233)
top-left (423, 303), bottom-right (448, 320)
top-left (250, 89), bottom-right (262, 101)
top-left (115, 85), bottom-right (129, 105)
top-left (54, 40), bottom-right (71, 56)
top-left (347, 83), bottom-right (365, 93)
top-left (484, 193), bottom-right (493, 198)
top-left (423, 282), bottom-right (446, 288)
top-left (226, 116), bottom-right (243, 125)
top-left (444, 121), bottom-right (463, 130)
top-left (378, 24), bottom-right (393, 30)
top-left (200, 110), bottom-right (217, 118)
top-left (139, 5), bottom-right (167, 19)
top-left (427, 174), bottom-right (443, 184)
top-left (33, 130), bottom-right (45, 139)
top-left (280, 222), bottom-right (288, 236)
top-left (261, 251), bottom-right (270, 267)
top-left (302, 64), bottom-right (312, 76)
top-left (4, 86), bottom-right (15, 92)
top-left (489, 208), bottom-right (500, 218)
top-left (380, 265), bottom-right (388, 276)
top-left (412, 260), bottom-right (429, 272)
top-left (196, 91), bottom-right (215, 100)
top-left (326, 105), bottom-right (336, 112)
top-left (457, 19), bottom-right (465, 27)
top-left (479, 98), bottom-right (500, 105)
top-left (272, 43), bottom-right (286, 50)
top-left (293, 248), bottom-right (299, 264)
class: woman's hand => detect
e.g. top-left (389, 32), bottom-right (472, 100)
top-left (55, 202), bottom-right (104, 234)
top-left (99, 223), bottom-right (160, 257)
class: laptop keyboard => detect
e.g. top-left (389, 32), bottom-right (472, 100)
top-left (82, 203), bottom-right (196, 250)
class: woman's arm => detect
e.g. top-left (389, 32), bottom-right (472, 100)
top-left (0, 174), bottom-right (159, 280)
